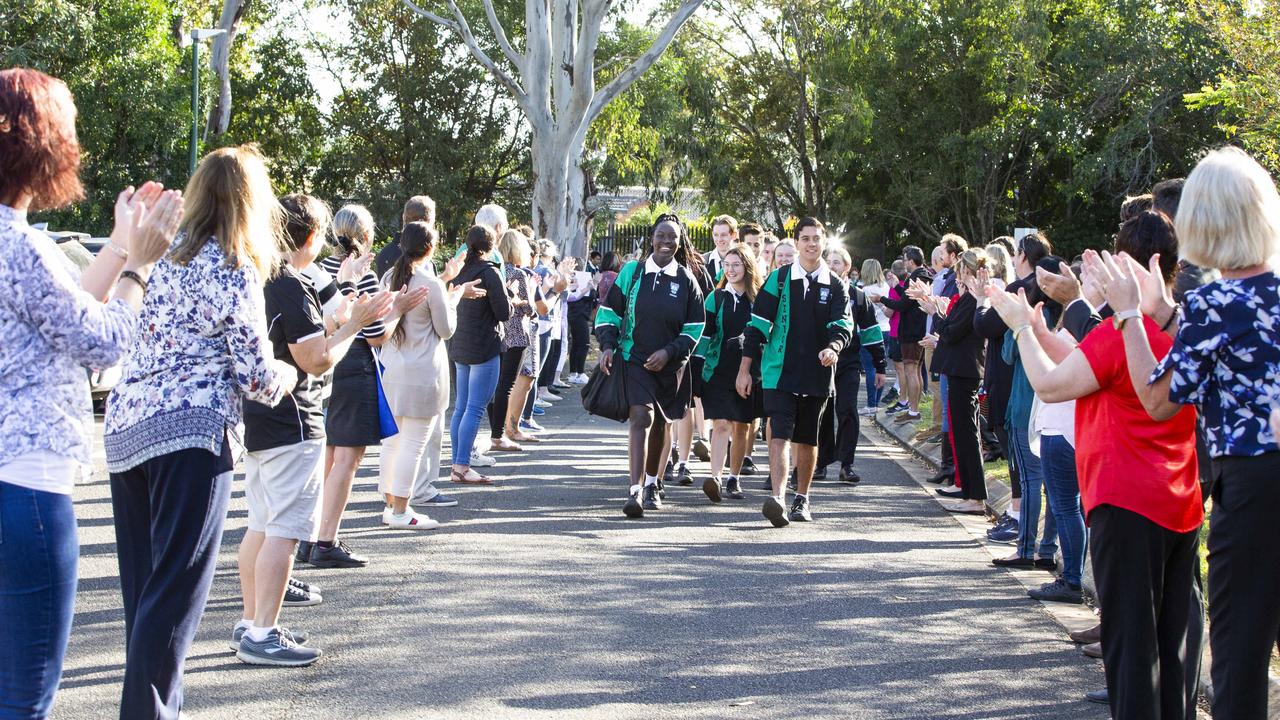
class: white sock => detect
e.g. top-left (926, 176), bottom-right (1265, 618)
top-left (391, 510), bottom-right (411, 522)
top-left (246, 624), bottom-right (274, 642)
top-left (235, 618), bottom-right (252, 631)
top-left (644, 474), bottom-right (658, 487)
top-left (629, 483), bottom-right (642, 497)
top-left (1009, 509), bottom-right (1021, 522)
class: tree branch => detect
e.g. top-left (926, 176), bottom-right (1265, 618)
top-left (401, 0), bottom-right (530, 109)
top-left (481, 0), bottom-right (524, 71)
top-left (581, 0), bottom-right (705, 129)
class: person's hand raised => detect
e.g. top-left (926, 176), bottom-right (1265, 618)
top-left (348, 291), bottom-right (394, 329)
top-left (441, 255), bottom-right (465, 284)
top-left (450, 278), bottom-right (486, 302)
top-left (986, 285), bottom-right (1034, 330)
top-left (338, 253), bottom-right (373, 285)
top-left (1035, 261), bottom-right (1082, 306)
top-left (391, 285), bottom-right (430, 316)
top-left (127, 189), bottom-right (184, 267)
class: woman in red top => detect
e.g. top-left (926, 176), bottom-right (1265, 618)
top-left (986, 215), bottom-right (1202, 720)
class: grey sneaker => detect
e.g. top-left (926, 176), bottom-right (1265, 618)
top-left (642, 484), bottom-right (662, 511)
top-left (702, 477), bottom-right (722, 503)
top-left (789, 495), bottom-right (813, 522)
top-left (229, 625), bottom-right (309, 652)
top-left (1027, 577), bottom-right (1084, 604)
top-left (237, 628), bottom-right (322, 667)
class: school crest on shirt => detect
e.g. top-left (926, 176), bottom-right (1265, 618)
top-left (669, 281), bottom-right (680, 297)
top-left (818, 287), bottom-right (830, 304)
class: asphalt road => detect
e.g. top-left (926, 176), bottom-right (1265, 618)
top-left (54, 399), bottom-right (1108, 720)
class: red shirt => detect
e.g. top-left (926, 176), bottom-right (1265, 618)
top-left (1075, 317), bottom-right (1203, 533)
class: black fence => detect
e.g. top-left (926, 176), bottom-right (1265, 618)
top-left (590, 220), bottom-right (715, 257)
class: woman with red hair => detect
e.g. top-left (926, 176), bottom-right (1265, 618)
top-left (0, 68), bottom-right (182, 719)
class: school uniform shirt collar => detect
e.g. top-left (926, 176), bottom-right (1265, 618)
top-left (645, 256), bottom-right (680, 278)
top-left (791, 260), bottom-right (831, 292)
top-left (705, 248), bottom-right (724, 265)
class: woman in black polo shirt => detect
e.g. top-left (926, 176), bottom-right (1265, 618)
top-left (447, 225), bottom-right (512, 485)
top-left (595, 214), bottom-right (706, 518)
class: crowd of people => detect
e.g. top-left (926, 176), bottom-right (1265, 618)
top-left (2, 66), bottom-right (1278, 720)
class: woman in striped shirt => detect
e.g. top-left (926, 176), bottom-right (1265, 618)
top-left (309, 204), bottom-right (387, 569)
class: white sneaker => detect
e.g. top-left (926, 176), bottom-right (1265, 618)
top-left (539, 389), bottom-right (562, 401)
top-left (381, 507), bottom-right (392, 525)
top-left (470, 450), bottom-right (497, 467)
top-left (535, 399), bottom-right (552, 408)
top-left (387, 510), bottom-right (440, 530)
top-left (570, 373), bottom-right (589, 385)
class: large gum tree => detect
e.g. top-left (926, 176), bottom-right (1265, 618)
top-left (402, 0), bottom-right (704, 256)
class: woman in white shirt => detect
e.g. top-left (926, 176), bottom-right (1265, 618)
top-left (859, 259), bottom-right (891, 411)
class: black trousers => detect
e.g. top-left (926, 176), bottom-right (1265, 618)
top-left (109, 442), bottom-right (233, 720)
top-left (567, 304), bottom-right (592, 374)
top-left (488, 346), bottom-right (525, 438)
top-left (539, 337), bottom-right (563, 388)
top-left (993, 425), bottom-right (1020, 499)
top-left (1207, 453), bottom-right (1280, 720)
top-left (946, 375), bottom-right (985, 501)
top-left (1090, 504), bottom-right (1202, 720)
top-left (817, 364), bottom-right (862, 468)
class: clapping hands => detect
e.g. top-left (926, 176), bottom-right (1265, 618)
top-left (112, 182), bottom-right (184, 266)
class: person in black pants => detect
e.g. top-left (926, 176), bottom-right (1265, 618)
top-left (927, 249), bottom-right (989, 514)
top-left (816, 247), bottom-right (886, 484)
top-left (567, 279), bottom-right (595, 378)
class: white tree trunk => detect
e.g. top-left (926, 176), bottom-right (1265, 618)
top-left (403, 0), bottom-right (705, 258)
top-left (206, 0), bottom-right (248, 138)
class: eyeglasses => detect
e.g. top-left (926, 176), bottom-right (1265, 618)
top-left (722, 262), bottom-right (745, 271)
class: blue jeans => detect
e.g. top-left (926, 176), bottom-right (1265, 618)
top-left (0, 481), bottom-right (77, 719)
top-left (1008, 425), bottom-right (1058, 560)
top-left (1040, 435), bottom-right (1087, 585)
top-left (451, 357), bottom-right (501, 466)
top-left (859, 348), bottom-right (881, 408)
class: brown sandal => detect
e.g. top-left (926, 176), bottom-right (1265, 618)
top-left (451, 467), bottom-right (493, 485)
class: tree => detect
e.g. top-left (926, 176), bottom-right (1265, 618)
top-left (1185, 0), bottom-right (1280, 173)
top-left (401, 0), bottom-right (706, 256)
top-left (310, 0), bottom-right (531, 243)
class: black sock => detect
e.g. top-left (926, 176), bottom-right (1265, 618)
top-left (317, 540), bottom-right (335, 550)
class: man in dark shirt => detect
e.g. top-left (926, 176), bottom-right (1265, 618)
top-left (235, 194), bottom-right (394, 667)
top-left (374, 195), bottom-right (436, 278)
top-left (741, 217), bottom-right (852, 527)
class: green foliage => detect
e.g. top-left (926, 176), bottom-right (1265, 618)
top-left (1185, 0), bottom-right (1280, 174)
top-left (309, 0), bottom-right (531, 244)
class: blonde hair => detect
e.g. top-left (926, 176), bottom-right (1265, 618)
top-left (712, 214), bottom-right (739, 234)
top-left (825, 247), bottom-right (853, 278)
top-left (860, 258), bottom-right (885, 285)
top-left (496, 228), bottom-right (529, 267)
top-left (984, 243), bottom-right (1013, 284)
top-left (1176, 146), bottom-right (1280, 270)
top-left (333, 204), bottom-right (375, 255)
top-left (172, 145), bottom-right (282, 279)
top-left (955, 248), bottom-right (989, 284)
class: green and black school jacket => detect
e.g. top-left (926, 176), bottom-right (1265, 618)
top-left (595, 258), bottom-right (706, 369)
top-left (696, 287), bottom-right (758, 385)
top-left (742, 261), bottom-right (853, 397)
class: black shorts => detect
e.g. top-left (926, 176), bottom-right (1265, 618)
top-left (886, 336), bottom-right (902, 363)
top-left (763, 390), bottom-right (828, 447)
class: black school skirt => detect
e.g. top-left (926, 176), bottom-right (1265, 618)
top-left (624, 358), bottom-right (691, 422)
top-left (325, 339), bottom-right (382, 447)
top-left (700, 371), bottom-right (764, 424)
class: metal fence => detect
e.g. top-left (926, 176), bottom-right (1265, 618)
top-left (590, 220), bottom-right (715, 257)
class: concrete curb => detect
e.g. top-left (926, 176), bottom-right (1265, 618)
top-left (869, 409), bottom-right (1280, 719)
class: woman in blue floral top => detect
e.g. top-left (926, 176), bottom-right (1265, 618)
top-left (0, 68), bottom-right (184, 720)
top-left (1099, 146), bottom-right (1280, 720)
top-left (103, 145), bottom-right (291, 719)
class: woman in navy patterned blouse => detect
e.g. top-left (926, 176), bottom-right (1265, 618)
top-left (0, 68), bottom-right (183, 720)
top-left (1098, 146), bottom-right (1280, 720)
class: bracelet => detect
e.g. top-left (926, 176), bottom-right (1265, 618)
top-left (1160, 305), bottom-right (1181, 333)
top-left (1012, 323), bottom-right (1031, 341)
top-left (106, 242), bottom-right (129, 260)
top-left (119, 270), bottom-right (148, 293)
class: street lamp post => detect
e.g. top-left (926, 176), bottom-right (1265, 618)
top-left (189, 28), bottom-right (227, 176)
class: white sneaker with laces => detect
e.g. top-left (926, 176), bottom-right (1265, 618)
top-left (535, 398), bottom-right (552, 408)
top-left (470, 450), bottom-right (497, 467)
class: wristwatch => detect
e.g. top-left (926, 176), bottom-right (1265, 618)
top-left (1114, 309), bottom-right (1142, 330)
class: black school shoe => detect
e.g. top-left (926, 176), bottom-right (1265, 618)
top-left (294, 541), bottom-right (314, 564)
top-left (740, 457), bottom-right (757, 476)
top-left (642, 484), bottom-right (662, 511)
top-left (789, 495), bottom-right (813, 522)
top-left (812, 464), bottom-right (828, 481)
top-left (839, 465), bottom-right (861, 484)
top-left (308, 540), bottom-right (368, 568)
top-left (702, 477), bottom-right (722, 503)
top-left (762, 496), bottom-right (790, 527)
top-left (623, 492), bottom-right (644, 519)
top-left (724, 477), bottom-right (745, 499)
top-left (677, 464), bottom-right (693, 486)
